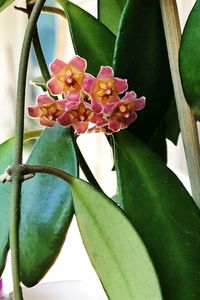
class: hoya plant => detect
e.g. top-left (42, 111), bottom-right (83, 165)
top-left (0, 0), bottom-right (200, 299)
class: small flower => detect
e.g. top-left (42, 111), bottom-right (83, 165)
top-left (28, 94), bottom-right (65, 127)
top-left (58, 92), bottom-right (98, 134)
top-left (83, 66), bottom-right (128, 113)
top-left (47, 55), bottom-right (87, 95)
top-left (96, 91), bottom-right (146, 133)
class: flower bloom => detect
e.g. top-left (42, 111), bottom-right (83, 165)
top-left (28, 94), bottom-right (65, 127)
top-left (83, 66), bottom-right (128, 113)
top-left (94, 92), bottom-right (146, 134)
top-left (58, 92), bottom-right (98, 134)
top-left (47, 55), bottom-right (87, 95)
top-left (29, 56), bottom-right (146, 134)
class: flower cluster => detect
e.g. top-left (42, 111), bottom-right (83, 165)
top-left (28, 55), bottom-right (146, 134)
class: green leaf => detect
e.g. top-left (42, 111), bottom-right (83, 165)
top-left (113, 0), bottom-right (174, 148)
top-left (20, 126), bottom-right (78, 287)
top-left (179, 0), bottom-right (200, 119)
top-left (0, 0), bottom-right (14, 12)
top-left (71, 177), bottom-right (163, 300)
top-left (114, 131), bottom-right (200, 299)
top-left (57, 0), bottom-right (115, 75)
top-left (0, 138), bottom-right (14, 275)
top-left (98, 0), bottom-right (127, 35)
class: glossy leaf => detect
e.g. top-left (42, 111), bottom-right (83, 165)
top-left (71, 177), bottom-right (162, 300)
top-left (179, 0), bottom-right (200, 119)
top-left (57, 0), bottom-right (115, 75)
top-left (20, 126), bottom-right (78, 287)
top-left (98, 0), bottom-right (127, 35)
top-left (115, 131), bottom-right (200, 299)
top-left (0, 0), bottom-right (14, 12)
top-left (113, 0), bottom-right (174, 147)
top-left (0, 138), bottom-right (14, 275)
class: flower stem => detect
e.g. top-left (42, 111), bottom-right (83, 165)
top-left (10, 0), bottom-right (46, 299)
top-left (159, 0), bottom-right (200, 208)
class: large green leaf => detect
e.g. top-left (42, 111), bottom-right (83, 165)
top-left (179, 0), bottom-right (200, 119)
top-left (71, 177), bottom-right (162, 300)
top-left (98, 0), bottom-right (127, 35)
top-left (0, 138), bottom-right (14, 275)
top-left (113, 0), bottom-right (174, 148)
top-left (57, 0), bottom-right (115, 75)
top-left (114, 131), bottom-right (200, 299)
top-left (20, 126), bottom-right (78, 287)
top-left (0, 0), bottom-right (14, 12)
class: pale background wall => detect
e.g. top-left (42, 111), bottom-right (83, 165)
top-left (0, 0), bottom-right (197, 296)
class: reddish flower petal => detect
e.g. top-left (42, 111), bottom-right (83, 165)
top-left (73, 121), bottom-right (88, 134)
top-left (69, 55), bottom-right (87, 72)
top-left (57, 112), bottom-right (72, 127)
top-left (83, 74), bottom-right (96, 94)
top-left (114, 77), bottom-right (128, 94)
top-left (66, 91), bottom-right (81, 102)
top-left (50, 58), bottom-right (67, 75)
top-left (47, 77), bottom-right (65, 95)
top-left (28, 106), bottom-right (41, 118)
top-left (121, 91), bottom-right (137, 101)
top-left (133, 97), bottom-right (146, 111)
top-left (91, 99), bottom-right (103, 113)
top-left (103, 101), bottom-right (119, 116)
top-left (108, 119), bottom-right (121, 132)
top-left (37, 94), bottom-right (55, 105)
top-left (40, 116), bottom-right (56, 127)
top-left (97, 66), bottom-right (113, 78)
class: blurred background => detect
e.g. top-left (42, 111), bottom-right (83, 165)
top-left (0, 0), bottom-right (197, 296)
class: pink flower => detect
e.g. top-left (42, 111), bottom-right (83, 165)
top-left (47, 55), bottom-right (87, 95)
top-left (28, 94), bottom-right (65, 127)
top-left (96, 91), bottom-right (146, 134)
top-left (83, 66), bottom-right (128, 113)
top-left (58, 92), bottom-right (98, 134)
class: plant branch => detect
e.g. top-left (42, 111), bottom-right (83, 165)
top-left (42, 6), bottom-right (66, 18)
top-left (10, 0), bottom-right (46, 299)
top-left (21, 164), bottom-right (73, 184)
top-left (159, 0), bottom-right (200, 208)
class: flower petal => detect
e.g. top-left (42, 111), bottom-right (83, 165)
top-left (83, 74), bottom-right (96, 94)
top-left (66, 91), bottom-right (81, 102)
top-left (134, 97), bottom-right (146, 111)
top-left (121, 91), bottom-right (137, 101)
top-left (47, 78), bottom-right (65, 95)
top-left (37, 94), bottom-right (55, 106)
top-left (97, 66), bottom-right (113, 78)
top-left (114, 77), bottom-right (128, 94)
top-left (69, 55), bottom-right (87, 72)
top-left (57, 112), bottom-right (72, 126)
top-left (73, 121), bottom-right (88, 134)
top-left (103, 102), bottom-right (119, 116)
top-left (40, 116), bottom-right (56, 127)
top-left (49, 58), bottom-right (66, 75)
top-left (91, 99), bottom-right (103, 113)
top-left (108, 119), bottom-right (121, 132)
top-left (28, 106), bottom-right (41, 118)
